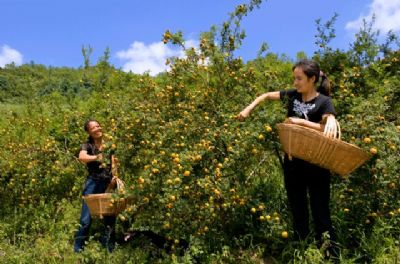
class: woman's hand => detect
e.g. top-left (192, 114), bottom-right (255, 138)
top-left (111, 176), bottom-right (117, 184)
top-left (237, 108), bottom-right (251, 121)
top-left (105, 176), bottom-right (118, 192)
top-left (109, 176), bottom-right (118, 189)
top-left (323, 115), bottom-right (339, 139)
top-left (236, 92), bottom-right (280, 121)
top-left (96, 153), bottom-right (103, 162)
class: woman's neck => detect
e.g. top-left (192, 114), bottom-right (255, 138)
top-left (301, 89), bottom-right (318, 102)
top-left (93, 137), bottom-right (103, 148)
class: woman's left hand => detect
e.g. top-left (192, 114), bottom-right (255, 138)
top-left (105, 176), bottom-right (118, 192)
top-left (323, 115), bottom-right (338, 138)
top-left (109, 176), bottom-right (118, 189)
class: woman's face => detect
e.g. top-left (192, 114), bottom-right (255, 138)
top-left (87, 121), bottom-right (102, 139)
top-left (293, 67), bottom-right (315, 94)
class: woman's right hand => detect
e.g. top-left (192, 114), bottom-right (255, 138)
top-left (96, 153), bottom-right (103, 162)
top-left (237, 108), bottom-right (251, 121)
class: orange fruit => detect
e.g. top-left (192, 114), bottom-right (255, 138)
top-left (363, 137), bottom-right (371, 144)
top-left (370, 147), bottom-right (378, 155)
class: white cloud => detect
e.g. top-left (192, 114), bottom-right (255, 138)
top-left (184, 39), bottom-right (199, 49)
top-left (116, 39), bottom-right (199, 76)
top-left (346, 0), bottom-right (400, 33)
top-left (0, 45), bottom-right (23, 67)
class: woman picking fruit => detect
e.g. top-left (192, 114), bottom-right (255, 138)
top-left (238, 59), bottom-right (339, 258)
top-left (74, 119), bottom-right (117, 253)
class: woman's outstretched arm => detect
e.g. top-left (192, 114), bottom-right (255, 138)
top-left (237, 91), bottom-right (280, 120)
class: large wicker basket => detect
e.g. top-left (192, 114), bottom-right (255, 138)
top-left (276, 123), bottom-right (370, 176)
top-left (83, 178), bottom-right (127, 218)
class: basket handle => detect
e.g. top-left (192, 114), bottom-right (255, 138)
top-left (105, 177), bottom-right (125, 193)
top-left (323, 115), bottom-right (341, 140)
top-left (115, 178), bottom-right (125, 192)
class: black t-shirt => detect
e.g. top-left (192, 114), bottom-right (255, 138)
top-left (279, 89), bottom-right (335, 123)
top-left (81, 141), bottom-right (113, 181)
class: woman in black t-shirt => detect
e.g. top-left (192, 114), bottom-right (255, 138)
top-left (238, 59), bottom-right (339, 256)
top-left (74, 119), bottom-right (117, 253)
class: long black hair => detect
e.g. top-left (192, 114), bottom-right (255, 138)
top-left (292, 59), bottom-right (331, 96)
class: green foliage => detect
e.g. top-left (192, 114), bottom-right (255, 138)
top-left (314, 13), bottom-right (338, 54)
top-left (349, 17), bottom-right (380, 66)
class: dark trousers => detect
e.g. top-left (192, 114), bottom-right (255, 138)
top-left (283, 156), bottom-right (335, 242)
top-left (74, 177), bottom-right (116, 252)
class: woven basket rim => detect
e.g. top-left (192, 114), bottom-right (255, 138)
top-left (83, 193), bottom-right (135, 201)
top-left (276, 123), bottom-right (371, 175)
top-left (83, 193), bottom-right (127, 217)
top-left (276, 123), bottom-right (370, 152)
top-left (84, 193), bottom-right (113, 199)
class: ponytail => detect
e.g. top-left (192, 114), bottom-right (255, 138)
top-left (318, 71), bottom-right (331, 96)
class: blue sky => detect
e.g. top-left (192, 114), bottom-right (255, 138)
top-left (1, 0), bottom-right (400, 75)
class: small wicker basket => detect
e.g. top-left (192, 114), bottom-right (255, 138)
top-left (276, 122), bottom-right (370, 176)
top-left (83, 178), bottom-right (127, 218)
